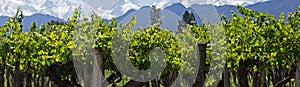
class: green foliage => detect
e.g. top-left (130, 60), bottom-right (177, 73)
top-left (182, 11), bottom-right (196, 26)
top-left (129, 25), bottom-right (181, 70)
top-left (178, 11), bottom-right (196, 33)
top-left (222, 5), bottom-right (300, 71)
top-left (1, 5), bottom-right (300, 87)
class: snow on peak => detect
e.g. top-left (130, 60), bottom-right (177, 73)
top-left (0, 0), bottom-right (98, 19)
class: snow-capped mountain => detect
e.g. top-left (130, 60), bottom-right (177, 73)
top-left (0, 0), bottom-right (270, 19)
top-left (1, 0), bottom-right (300, 30)
top-left (0, 0), bottom-right (101, 19)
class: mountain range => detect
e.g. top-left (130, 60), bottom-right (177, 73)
top-left (0, 0), bottom-right (300, 31)
top-left (0, 13), bottom-right (64, 31)
top-left (0, 0), bottom-right (270, 19)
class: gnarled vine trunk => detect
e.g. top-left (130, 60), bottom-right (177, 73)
top-left (296, 59), bottom-right (300, 87)
top-left (224, 62), bottom-right (230, 87)
top-left (13, 53), bottom-right (21, 87)
top-left (259, 59), bottom-right (266, 87)
top-left (238, 60), bottom-right (249, 87)
top-left (0, 51), bottom-right (5, 87)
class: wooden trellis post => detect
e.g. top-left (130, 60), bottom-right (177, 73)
top-left (193, 42), bottom-right (207, 87)
top-left (91, 47), bottom-right (104, 87)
